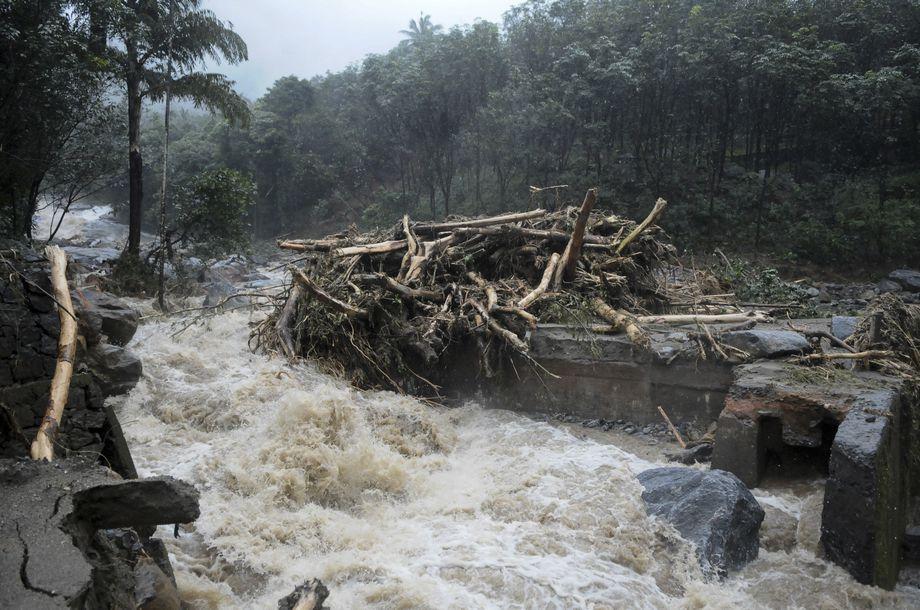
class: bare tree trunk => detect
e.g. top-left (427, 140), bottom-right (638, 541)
top-left (127, 71), bottom-right (144, 257)
top-left (156, 3), bottom-right (175, 311)
top-left (30, 246), bottom-right (77, 461)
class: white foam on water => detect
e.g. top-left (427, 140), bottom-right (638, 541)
top-left (113, 310), bottom-right (919, 609)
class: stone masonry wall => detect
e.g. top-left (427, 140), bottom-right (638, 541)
top-left (0, 244), bottom-right (135, 476)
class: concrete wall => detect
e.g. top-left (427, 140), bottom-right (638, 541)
top-left (435, 325), bottom-right (733, 426)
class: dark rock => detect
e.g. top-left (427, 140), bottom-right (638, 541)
top-left (87, 344), bottom-right (142, 397)
top-left (877, 278), bottom-right (902, 293)
top-left (134, 558), bottom-right (181, 610)
top-left (667, 443), bottom-right (713, 465)
top-left (889, 269), bottom-right (920, 292)
top-left (831, 316), bottom-right (859, 341)
top-left (278, 579), bottom-right (330, 610)
top-left (73, 289), bottom-right (139, 346)
top-left (71, 476), bottom-right (200, 529)
top-left (720, 329), bottom-right (812, 359)
top-left (637, 467), bottom-right (764, 574)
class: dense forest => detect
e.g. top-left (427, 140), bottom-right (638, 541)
top-left (4, 0), bottom-right (920, 269)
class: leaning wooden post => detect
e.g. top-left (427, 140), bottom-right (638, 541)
top-left (554, 188), bottom-right (598, 288)
top-left (30, 246), bottom-right (78, 461)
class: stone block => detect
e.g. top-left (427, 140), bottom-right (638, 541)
top-left (720, 330), bottom-right (813, 359)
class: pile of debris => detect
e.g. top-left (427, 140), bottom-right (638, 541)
top-left (258, 190), bottom-right (772, 394)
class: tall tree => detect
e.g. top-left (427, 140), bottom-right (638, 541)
top-left (400, 13), bottom-right (443, 45)
top-left (104, 0), bottom-right (249, 256)
top-left (0, 1), bottom-right (110, 239)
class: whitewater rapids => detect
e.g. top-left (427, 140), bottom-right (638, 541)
top-left (113, 309), bottom-right (917, 609)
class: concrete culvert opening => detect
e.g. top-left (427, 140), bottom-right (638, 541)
top-left (761, 416), bottom-right (840, 481)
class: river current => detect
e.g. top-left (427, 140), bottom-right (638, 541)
top-left (40, 203), bottom-right (920, 608)
top-left (110, 308), bottom-right (916, 609)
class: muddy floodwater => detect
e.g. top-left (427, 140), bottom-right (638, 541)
top-left (111, 308), bottom-right (919, 609)
top-left (39, 202), bottom-right (918, 608)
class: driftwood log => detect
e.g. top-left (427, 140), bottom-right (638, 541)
top-left (30, 246), bottom-right (78, 461)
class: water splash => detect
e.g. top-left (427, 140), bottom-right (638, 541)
top-left (113, 310), bottom-right (918, 609)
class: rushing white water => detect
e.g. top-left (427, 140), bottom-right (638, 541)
top-left (111, 309), bottom-right (920, 609)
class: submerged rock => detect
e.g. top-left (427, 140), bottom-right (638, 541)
top-left (637, 467), bottom-right (764, 574)
top-left (278, 579), bottom-right (329, 610)
top-left (666, 443), bottom-right (713, 465)
top-left (720, 329), bottom-right (812, 359)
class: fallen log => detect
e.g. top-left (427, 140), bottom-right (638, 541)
top-left (494, 306), bottom-right (538, 329)
top-left (615, 197), bottom-right (667, 255)
top-left (332, 239), bottom-right (407, 257)
top-left (404, 233), bottom-right (459, 284)
top-left (519, 252), bottom-right (560, 309)
top-left (592, 297), bottom-right (650, 348)
top-left (278, 238), bottom-right (349, 252)
top-left (554, 188), bottom-right (598, 287)
top-left (636, 311), bottom-right (771, 325)
top-left (794, 350), bottom-right (894, 363)
top-left (276, 284), bottom-right (303, 359)
top-left (414, 209), bottom-right (547, 233)
top-left (470, 298), bottom-right (528, 352)
top-left (787, 322), bottom-right (857, 353)
top-left (30, 246), bottom-right (78, 461)
top-left (453, 225), bottom-right (611, 245)
top-left (467, 271), bottom-right (498, 310)
top-left (293, 268), bottom-right (368, 319)
top-left (355, 273), bottom-right (443, 301)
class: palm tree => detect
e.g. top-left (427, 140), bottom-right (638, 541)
top-left (104, 0), bottom-right (250, 257)
top-left (400, 13), bottom-right (443, 45)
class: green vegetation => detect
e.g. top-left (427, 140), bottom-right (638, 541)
top-left (3, 1), bottom-right (920, 272)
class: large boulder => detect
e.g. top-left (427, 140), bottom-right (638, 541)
top-left (720, 329), bottom-right (812, 359)
top-left (88, 343), bottom-right (142, 397)
top-left (889, 269), bottom-right (920, 292)
top-left (73, 289), bottom-right (139, 346)
top-left (637, 467), bottom-right (764, 574)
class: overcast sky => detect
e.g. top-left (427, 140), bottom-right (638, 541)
top-left (205, 0), bottom-right (519, 99)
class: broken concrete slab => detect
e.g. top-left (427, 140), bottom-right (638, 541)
top-left (719, 329), bottom-right (813, 359)
top-left (822, 387), bottom-right (910, 589)
top-left (0, 458), bottom-right (200, 609)
top-left (72, 477), bottom-right (200, 529)
top-left (710, 360), bottom-right (917, 589)
top-left (638, 467), bottom-right (764, 574)
top-left (711, 362), bottom-right (893, 486)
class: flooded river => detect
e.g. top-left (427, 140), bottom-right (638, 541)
top-left (112, 309), bottom-right (917, 609)
top-left (44, 201), bottom-right (920, 608)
